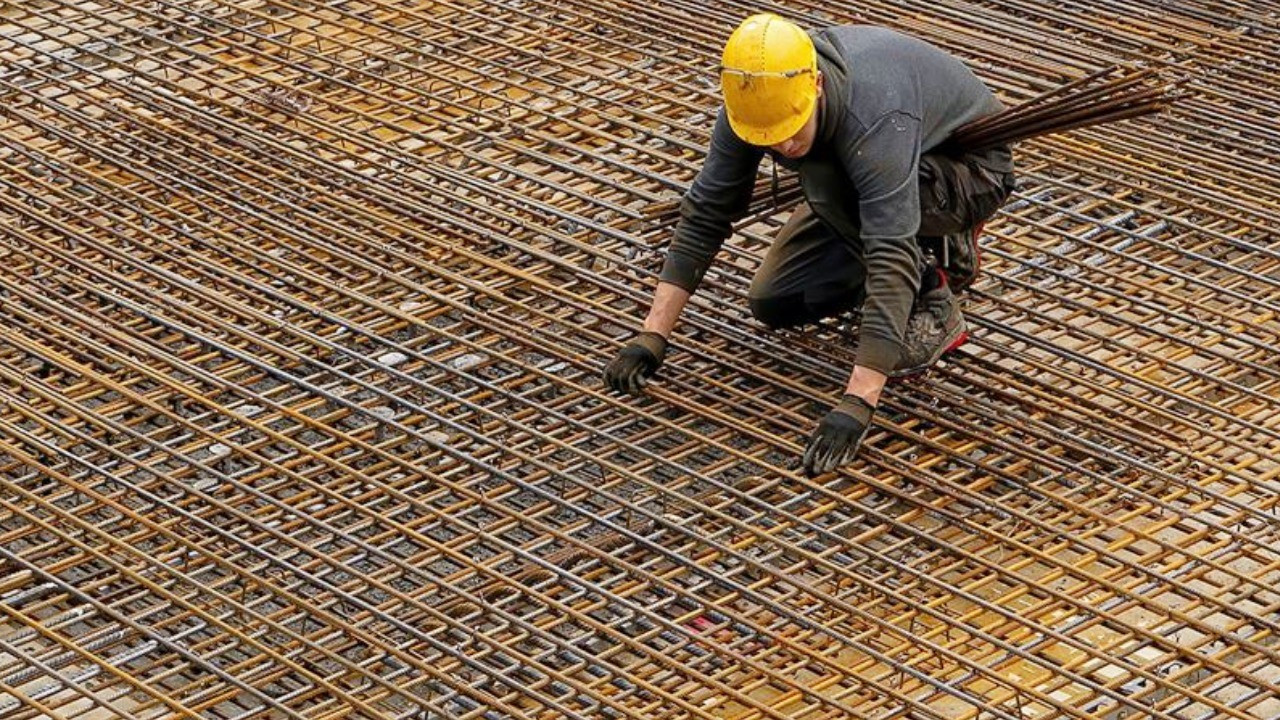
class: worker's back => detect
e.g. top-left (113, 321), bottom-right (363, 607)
top-left (814, 25), bottom-right (1004, 154)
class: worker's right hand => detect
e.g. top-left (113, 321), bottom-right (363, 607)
top-left (802, 394), bottom-right (875, 478)
top-left (603, 331), bottom-right (668, 395)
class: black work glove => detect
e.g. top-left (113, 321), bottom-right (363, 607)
top-left (603, 331), bottom-right (668, 395)
top-left (802, 394), bottom-right (876, 478)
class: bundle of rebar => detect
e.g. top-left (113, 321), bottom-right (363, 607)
top-left (947, 65), bottom-right (1182, 151)
top-left (0, 1), bottom-right (1277, 719)
top-left (649, 67), bottom-right (1182, 228)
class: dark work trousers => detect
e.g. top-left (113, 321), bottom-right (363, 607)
top-left (748, 153), bottom-right (1015, 330)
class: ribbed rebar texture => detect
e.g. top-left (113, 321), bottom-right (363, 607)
top-left (1, 1), bottom-right (1277, 719)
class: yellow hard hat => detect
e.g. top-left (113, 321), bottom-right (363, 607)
top-left (719, 13), bottom-right (818, 146)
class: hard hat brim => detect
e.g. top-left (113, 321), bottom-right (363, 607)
top-left (724, 89), bottom-right (818, 147)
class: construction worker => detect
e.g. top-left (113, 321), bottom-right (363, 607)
top-left (603, 14), bottom-right (1016, 477)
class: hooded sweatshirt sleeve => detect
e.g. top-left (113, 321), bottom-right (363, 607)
top-left (836, 109), bottom-right (926, 373)
top-left (658, 107), bottom-right (764, 292)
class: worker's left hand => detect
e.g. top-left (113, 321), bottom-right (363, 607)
top-left (802, 394), bottom-right (876, 477)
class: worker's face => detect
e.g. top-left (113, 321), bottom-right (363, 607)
top-left (770, 72), bottom-right (823, 159)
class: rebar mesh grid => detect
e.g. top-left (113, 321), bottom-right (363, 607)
top-left (0, 1), bottom-right (1277, 719)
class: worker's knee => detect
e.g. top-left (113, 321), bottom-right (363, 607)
top-left (749, 294), bottom-right (808, 330)
top-left (750, 287), bottom-right (863, 329)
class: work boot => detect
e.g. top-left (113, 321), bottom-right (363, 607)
top-left (890, 281), bottom-right (968, 379)
top-left (941, 222), bottom-right (984, 292)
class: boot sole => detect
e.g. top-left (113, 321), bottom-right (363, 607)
top-left (887, 329), bottom-right (969, 382)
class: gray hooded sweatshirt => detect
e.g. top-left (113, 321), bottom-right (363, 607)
top-left (659, 25), bottom-right (1012, 372)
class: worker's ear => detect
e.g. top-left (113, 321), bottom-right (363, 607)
top-left (815, 71), bottom-right (824, 98)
